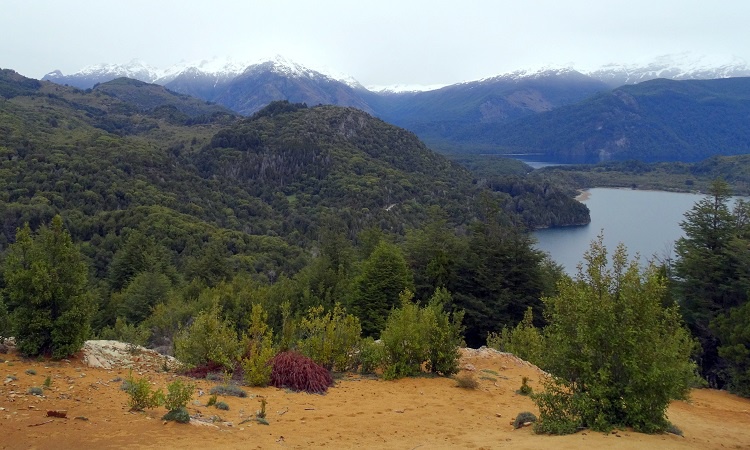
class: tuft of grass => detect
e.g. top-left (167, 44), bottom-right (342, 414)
top-left (206, 372), bottom-right (224, 382)
top-left (513, 411), bottom-right (537, 429)
top-left (209, 384), bottom-right (247, 398)
top-left (666, 422), bottom-right (684, 436)
top-left (516, 376), bottom-right (533, 396)
top-left (454, 373), bottom-right (479, 389)
top-left (481, 369), bottom-right (499, 376)
top-left (162, 406), bottom-right (190, 423)
top-left (27, 386), bottom-right (44, 396)
top-left (215, 401), bottom-right (229, 411)
top-left (479, 375), bottom-right (497, 382)
top-left (43, 375), bottom-right (52, 388)
top-left (25, 369), bottom-right (37, 376)
top-left (206, 394), bottom-right (217, 407)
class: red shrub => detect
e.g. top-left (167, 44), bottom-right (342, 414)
top-left (270, 351), bottom-right (334, 394)
top-left (181, 361), bottom-right (227, 379)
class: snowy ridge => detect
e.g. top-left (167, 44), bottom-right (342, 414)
top-left (44, 55), bottom-right (365, 89)
top-left (43, 52), bottom-right (750, 94)
top-left (367, 83), bottom-right (450, 93)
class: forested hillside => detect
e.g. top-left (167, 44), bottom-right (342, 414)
top-left (475, 77), bottom-right (750, 162)
top-left (0, 69), bottom-right (590, 352)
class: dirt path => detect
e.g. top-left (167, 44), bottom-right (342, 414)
top-left (2, 344), bottom-right (749, 449)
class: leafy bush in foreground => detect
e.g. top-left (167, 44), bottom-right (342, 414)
top-left (164, 379), bottom-right (194, 412)
top-left (379, 289), bottom-right (464, 379)
top-left (534, 236), bottom-right (697, 434)
top-left (270, 351), bottom-right (333, 394)
top-left (297, 304), bottom-right (362, 372)
top-left (123, 373), bottom-right (163, 411)
top-left (174, 302), bottom-right (241, 371)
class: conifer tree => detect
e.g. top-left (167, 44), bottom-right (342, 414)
top-left (3, 216), bottom-right (94, 358)
top-left (353, 241), bottom-right (413, 337)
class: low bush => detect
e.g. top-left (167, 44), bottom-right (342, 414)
top-left (270, 351), bottom-right (333, 394)
top-left (241, 304), bottom-right (275, 387)
top-left (297, 304), bottom-right (362, 372)
top-left (173, 302), bottom-right (242, 371)
top-left (25, 369), bottom-right (36, 375)
top-left (43, 375), bottom-right (52, 388)
top-left (27, 386), bottom-right (43, 396)
top-left (486, 307), bottom-right (544, 367)
top-left (164, 379), bottom-right (194, 411)
top-left (123, 373), bottom-right (163, 411)
top-left (206, 394), bottom-right (217, 406)
top-left (215, 401), bottom-right (229, 411)
top-left (454, 373), bottom-right (479, 389)
top-left (209, 384), bottom-right (247, 398)
top-left (379, 289), bottom-right (464, 380)
top-left (513, 411), bottom-right (538, 429)
top-left (162, 406), bottom-right (190, 423)
top-left (356, 337), bottom-right (383, 374)
top-left (517, 376), bottom-right (533, 396)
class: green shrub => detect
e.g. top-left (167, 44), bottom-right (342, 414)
top-left (97, 317), bottom-right (150, 347)
top-left (513, 411), bottom-right (538, 429)
top-left (423, 288), bottom-right (464, 376)
top-left (43, 375), bottom-right (52, 388)
top-left (379, 289), bottom-right (464, 380)
top-left (162, 406), bottom-right (190, 423)
top-left (174, 301), bottom-right (242, 371)
top-left (241, 304), bottom-right (275, 387)
top-left (517, 376), bottom-right (533, 396)
top-left (486, 307), bottom-right (544, 366)
top-left (123, 372), bottom-right (163, 411)
top-left (27, 386), bottom-right (43, 396)
top-left (206, 394), bottom-right (217, 406)
top-left (209, 384), bottom-right (247, 398)
top-left (215, 401), bottom-right (229, 411)
top-left (164, 379), bottom-right (194, 411)
top-left (297, 304), bottom-right (361, 372)
top-left (357, 337), bottom-right (384, 374)
top-left (534, 237), bottom-right (697, 434)
top-left (454, 373), bottom-right (479, 389)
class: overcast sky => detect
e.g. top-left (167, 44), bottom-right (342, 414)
top-left (3, 0), bottom-right (749, 87)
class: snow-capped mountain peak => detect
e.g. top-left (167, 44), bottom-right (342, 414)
top-left (588, 52), bottom-right (750, 86)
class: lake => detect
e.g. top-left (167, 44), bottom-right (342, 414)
top-left (533, 188), bottom-right (708, 274)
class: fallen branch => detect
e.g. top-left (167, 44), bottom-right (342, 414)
top-left (28, 420), bottom-right (53, 427)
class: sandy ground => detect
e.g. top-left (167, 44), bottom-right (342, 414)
top-left (2, 343), bottom-right (749, 450)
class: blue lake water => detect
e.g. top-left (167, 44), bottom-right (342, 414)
top-left (532, 188), bottom-right (709, 274)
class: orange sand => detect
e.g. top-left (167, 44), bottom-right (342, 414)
top-left (2, 347), bottom-right (749, 450)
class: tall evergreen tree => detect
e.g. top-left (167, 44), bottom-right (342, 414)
top-left (674, 179), bottom-right (750, 386)
top-left (3, 216), bottom-right (94, 358)
top-left (353, 241), bottom-right (413, 337)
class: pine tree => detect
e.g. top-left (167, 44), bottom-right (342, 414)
top-left (3, 216), bottom-right (94, 358)
top-left (353, 241), bottom-right (413, 337)
top-left (674, 179), bottom-right (750, 385)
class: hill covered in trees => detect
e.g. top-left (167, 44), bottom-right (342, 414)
top-left (0, 69), bottom-right (591, 349)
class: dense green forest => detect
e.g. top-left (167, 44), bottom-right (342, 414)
top-left (0, 69), bottom-right (585, 352)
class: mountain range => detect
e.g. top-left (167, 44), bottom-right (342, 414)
top-left (35, 53), bottom-right (750, 163)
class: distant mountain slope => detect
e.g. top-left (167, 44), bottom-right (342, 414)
top-left (92, 77), bottom-right (234, 119)
top-left (370, 69), bottom-right (610, 151)
top-left (480, 77), bottom-right (750, 162)
top-left (211, 61), bottom-right (373, 116)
